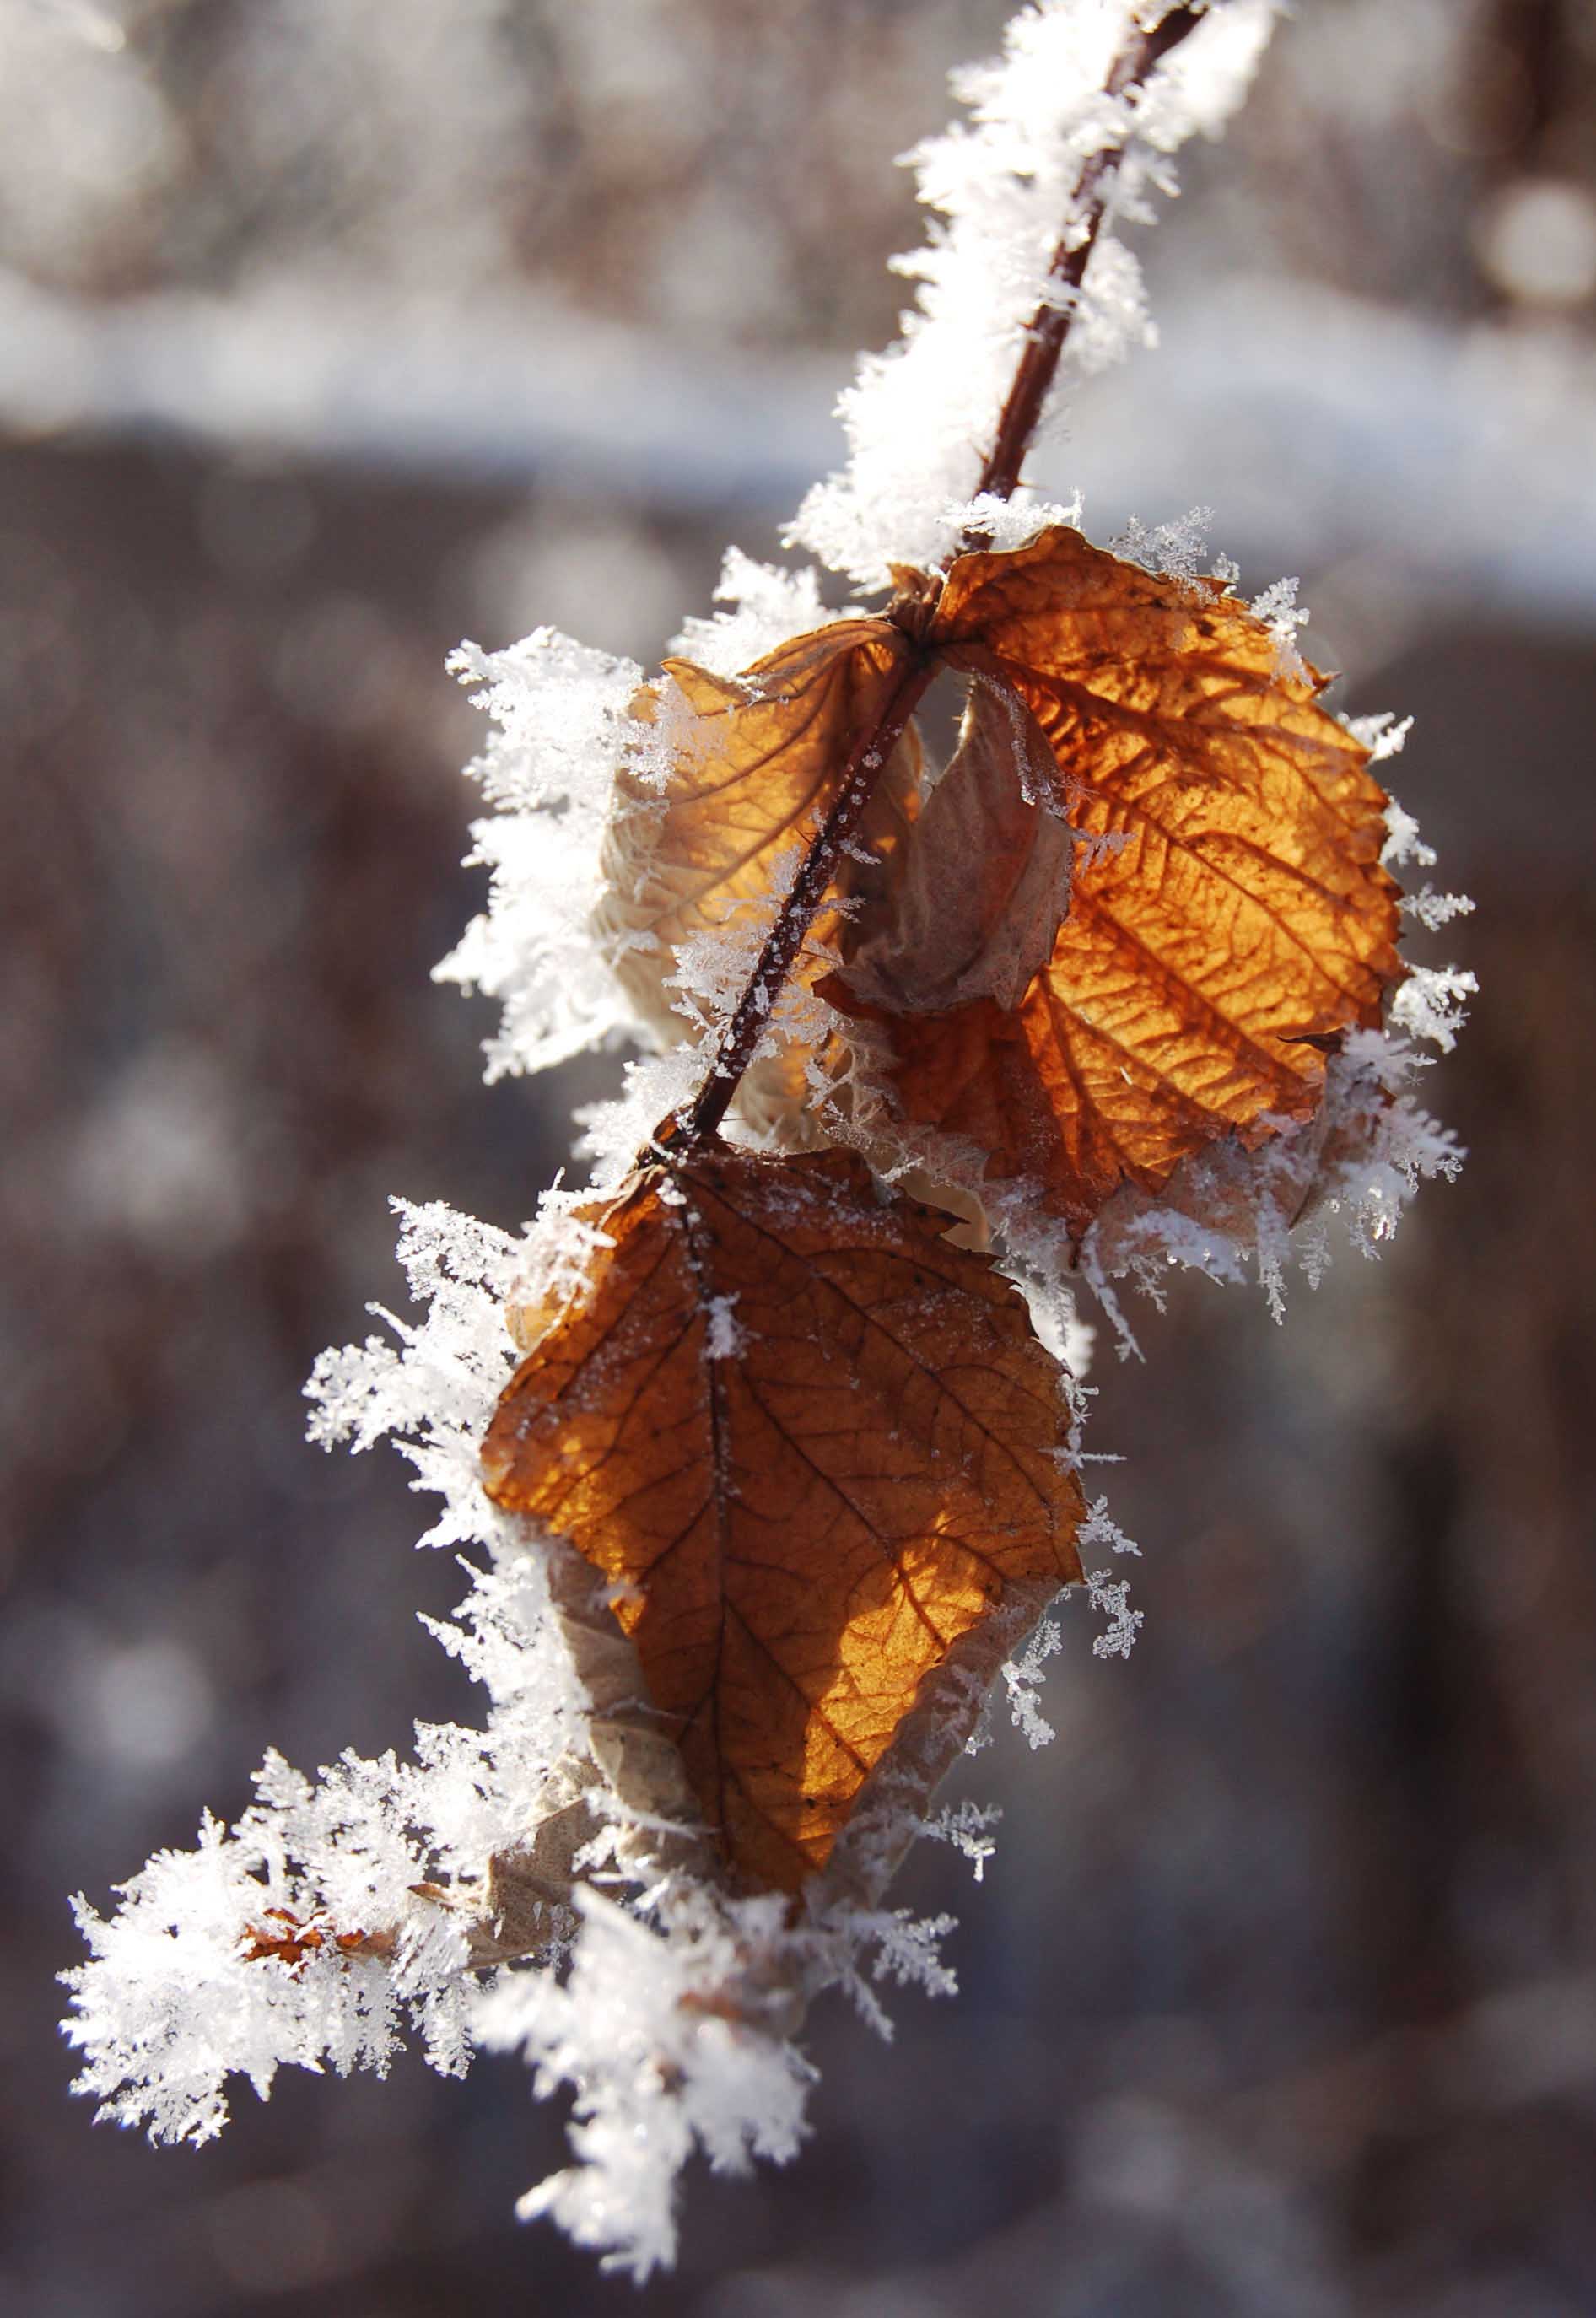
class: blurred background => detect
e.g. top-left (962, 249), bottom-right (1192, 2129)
top-left (3, 0), bottom-right (1593, 2312)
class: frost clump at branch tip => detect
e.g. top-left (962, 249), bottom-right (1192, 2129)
top-left (63, 1198), bottom-right (577, 2144)
top-left (477, 1888), bottom-right (814, 2274)
top-left (790, 0), bottom-right (1282, 587)
top-left (65, 1189), bottom-right (972, 2278)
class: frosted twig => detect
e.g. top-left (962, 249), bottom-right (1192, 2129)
top-left (673, 5), bottom-right (1208, 1156)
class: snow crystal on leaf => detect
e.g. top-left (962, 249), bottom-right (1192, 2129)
top-left (1380, 789), bottom-right (1433, 865)
top-left (1403, 884), bottom-right (1475, 932)
top-left (306, 1195), bottom-right (527, 1545)
top-left (704, 1293), bottom-right (747, 1361)
top-left (1086, 1572), bottom-right (1143, 1660)
top-left (1360, 714), bottom-right (1415, 765)
top-left (1391, 965), bottom-right (1477, 1054)
top-left (1248, 574), bottom-right (1311, 678)
top-left (573, 1046), bottom-right (706, 1188)
top-left (1002, 1615), bottom-right (1065, 1749)
top-left (922, 1798), bottom-right (1004, 1880)
top-left (1112, 504), bottom-right (1218, 584)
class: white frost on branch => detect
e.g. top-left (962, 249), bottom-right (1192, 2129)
top-left (790, 0), bottom-right (1281, 587)
top-left (947, 485), bottom-right (1085, 552)
top-left (63, 1197), bottom-right (580, 2144)
top-left (435, 628), bottom-right (655, 1080)
top-left (475, 1886), bottom-right (816, 2278)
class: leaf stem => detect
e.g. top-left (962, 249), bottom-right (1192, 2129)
top-left (666, 3), bottom-right (1205, 1155)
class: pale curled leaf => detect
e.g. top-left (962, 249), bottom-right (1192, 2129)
top-left (482, 1144), bottom-right (1084, 1894)
top-left (829, 526), bottom-right (1404, 1239)
top-left (844, 674), bottom-right (1074, 1014)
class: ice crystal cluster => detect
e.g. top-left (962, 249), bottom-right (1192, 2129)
top-left (62, 1), bottom-right (1470, 2279)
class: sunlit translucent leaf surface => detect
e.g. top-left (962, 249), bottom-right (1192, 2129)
top-left (596, 622), bottom-right (919, 1057)
top-left (482, 1145), bottom-right (1084, 1891)
top-left (836, 527), bottom-right (1402, 1237)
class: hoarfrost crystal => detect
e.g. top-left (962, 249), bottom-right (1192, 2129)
top-left (62, 0), bottom-right (1470, 2280)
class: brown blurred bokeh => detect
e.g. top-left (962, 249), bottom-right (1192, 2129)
top-left (3, 4), bottom-right (1593, 2315)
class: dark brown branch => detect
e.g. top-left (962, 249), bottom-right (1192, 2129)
top-left (665, 4), bottom-right (1205, 1156)
top-left (672, 649), bottom-right (938, 1147)
top-left (960, 3), bottom-right (1206, 546)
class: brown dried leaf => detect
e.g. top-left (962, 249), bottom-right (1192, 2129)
top-left (481, 1143), bottom-right (1084, 1893)
top-left (240, 1909), bottom-right (391, 1974)
top-left (833, 527), bottom-right (1403, 1239)
top-left (844, 672), bottom-right (1074, 1014)
top-left (595, 620), bottom-right (920, 1065)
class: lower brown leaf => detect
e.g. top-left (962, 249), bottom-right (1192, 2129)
top-left (482, 1144), bottom-right (1084, 1893)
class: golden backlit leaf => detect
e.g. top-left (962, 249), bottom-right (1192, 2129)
top-left (595, 620), bottom-right (920, 1063)
top-left (240, 1909), bottom-right (392, 1974)
top-left (831, 527), bottom-right (1403, 1238)
top-left (481, 1144), bottom-right (1084, 1893)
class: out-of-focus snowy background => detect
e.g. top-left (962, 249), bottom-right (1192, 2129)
top-left (3, 2), bottom-right (1594, 2312)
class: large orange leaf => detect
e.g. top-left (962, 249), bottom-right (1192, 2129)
top-left (481, 1144), bottom-right (1084, 1893)
top-left (595, 620), bottom-right (919, 1064)
top-left (829, 527), bottom-right (1403, 1238)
